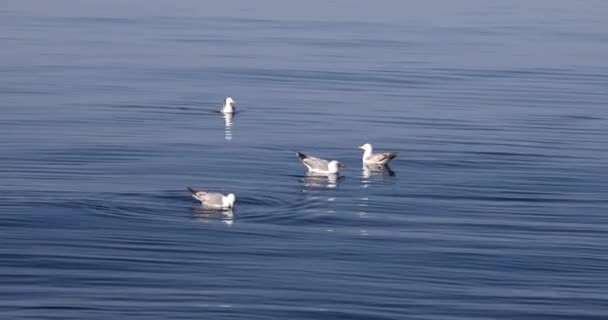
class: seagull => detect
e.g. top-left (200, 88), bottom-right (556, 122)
top-left (296, 152), bottom-right (345, 174)
top-left (187, 187), bottom-right (236, 209)
top-left (221, 97), bottom-right (236, 114)
top-left (358, 143), bottom-right (397, 165)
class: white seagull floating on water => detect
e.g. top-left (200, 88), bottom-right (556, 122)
top-left (187, 187), bottom-right (236, 209)
top-left (221, 97), bottom-right (236, 114)
top-left (296, 152), bottom-right (345, 175)
top-left (358, 143), bottom-right (397, 165)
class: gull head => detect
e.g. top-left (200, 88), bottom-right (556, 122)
top-left (224, 193), bottom-right (236, 209)
top-left (358, 143), bottom-right (373, 152)
top-left (225, 97), bottom-right (236, 106)
top-left (328, 160), bottom-right (346, 173)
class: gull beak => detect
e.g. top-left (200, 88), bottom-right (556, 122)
top-left (338, 163), bottom-right (346, 168)
top-left (357, 145), bottom-right (364, 150)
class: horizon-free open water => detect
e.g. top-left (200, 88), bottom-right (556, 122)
top-left (2, 1), bottom-right (608, 319)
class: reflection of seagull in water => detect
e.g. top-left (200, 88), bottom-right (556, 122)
top-left (221, 97), bottom-right (236, 114)
top-left (223, 113), bottom-right (234, 141)
top-left (362, 164), bottom-right (395, 178)
top-left (193, 208), bottom-right (234, 225)
top-left (303, 172), bottom-right (340, 189)
top-left (187, 187), bottom-right (236, 209)
top-left (296, 152), bottom-right (345, 175)
top-left (358, 143), bottom-right (397, 165)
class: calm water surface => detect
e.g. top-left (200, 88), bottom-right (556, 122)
top-left (2, 1), bottom-right (608, 319)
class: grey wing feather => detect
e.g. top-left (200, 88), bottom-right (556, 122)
top-left (297, 152), bottom-right (329, 171)
top-left (187, 187), bottom-right (197, 193)
top-left (370, 152), bottom-right (397, 163)
top-left (202, 192), bottom-right (225, 206)
top-left (187, 187), bottom-right (224, 206)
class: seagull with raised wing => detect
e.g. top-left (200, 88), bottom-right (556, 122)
top-left (358, 143), bottom-right (397, 165)
top-left (221, 97), bottom-right (236, 114)
top-left (187, 187), bottom-right (236, 209)
top-left (296, 152), bottom-right (345, 174)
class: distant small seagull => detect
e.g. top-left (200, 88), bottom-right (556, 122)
top-left (358, 143), bottom-right (397, 165)
top-left (187, 187), bottom-right (236, 209)
top-left (221, 97), bottom-right (236, 114)
top-left (296, 152), bottom-right (345, 174)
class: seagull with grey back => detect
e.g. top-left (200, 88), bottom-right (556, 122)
top-left (358, 143), bottom-right (397, 165)
top-left (221, 97), bottom-right (236, 114)
top-left (187, 187), bottom-right (236, 209)
top-left (296, 152), bottom-right (345, 175)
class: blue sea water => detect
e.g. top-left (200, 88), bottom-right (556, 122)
top-left (1, 0), bottom-right (608, 319)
